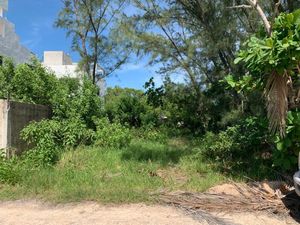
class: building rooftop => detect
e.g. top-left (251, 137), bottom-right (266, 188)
top-left (43, 51), bottom-right (73, 66)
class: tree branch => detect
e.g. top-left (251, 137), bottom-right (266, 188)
top-left (229, 1), bottom-right (271, 35)
top-left (228, 5), bottom-right (252, 9)
top-left (246, 0), bottom-right (272, 35)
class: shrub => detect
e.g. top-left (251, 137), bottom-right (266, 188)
top-left (51, 78), bottom-right (102, 129)
top-left (104, 87), bottom-right (159, 128)
top-left (0, 157), bottom-right (21, 184)
top-left (0, 58), bottom-right (58, 105)
top-left (273, 111), bottom-right (300, 171)
top-left (200, 129), bottom-right (237, 163)
top-left (133, 127), bottom-right (168, 144)
top-left (60, 118), bottom-right (95, 147)
top-left (21, 120), bottom-right (62, 167)
top-left (162, 80), bottom-right (209, 135)
top-left (200, 116), bottom-right (272, 174)
top-left (94, 118), bottom-right (132, 148)
top-left (21, 118), bottom-right (95, 167)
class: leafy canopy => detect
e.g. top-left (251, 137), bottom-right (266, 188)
top-left (235, 9), bottom-right (300, 77)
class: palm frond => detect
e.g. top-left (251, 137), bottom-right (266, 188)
top-left (264, 70), bottom-right (289, 137)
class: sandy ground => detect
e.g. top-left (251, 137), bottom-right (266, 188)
top-left (0, 201), bottom-right (297, 225)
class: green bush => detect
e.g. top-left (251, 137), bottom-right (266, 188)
top-left (200, 116), bottom-right (272, 176)
top-left (0, 157), bottom-right (21, 185)
top-left (104, 87), bottom-right (159, 128)
top-left (21, 120), bottom-right (62, 167)
top-left (161, 80), bottom-right (209, 135)
top-left (60, 118), bottom-right (95, 147)
top-left (94, 118), bottom-right (132, 148)
top-left (21, 118), bottom-right (95, 167)
top-left (133, 127), bottom-right (168, 144)
top-left (200, 129), bottom-right (236, 162)
top-left (51, 78), bottom-right (102, 128)
top-left (0, 58), bottom-right (58, 105)
top-left (273, 111), bottom-right (300, 171)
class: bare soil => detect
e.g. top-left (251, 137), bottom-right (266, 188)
top-left (0, 200), bottom-right (297, 225)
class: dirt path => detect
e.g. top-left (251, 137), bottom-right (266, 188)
top-left (0, 201), bottom-right (296, 225)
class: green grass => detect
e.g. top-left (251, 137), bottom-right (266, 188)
top-left (0, 138), bottom-right (225, 203)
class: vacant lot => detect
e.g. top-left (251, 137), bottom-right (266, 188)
top-left (0, 139), bottom-right (224, 203)
top-left (0, 138), bottom-right (296, 224)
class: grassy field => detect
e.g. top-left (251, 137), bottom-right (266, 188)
top-left (0, 138), bottom-right (225, 203)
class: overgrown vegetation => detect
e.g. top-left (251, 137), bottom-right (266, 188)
top-left (0, 139), bottom-right (224, 203)
top-left (0, 0), bottom-right (300, 203)
top-left (234, 9), bottom-right (300, 171)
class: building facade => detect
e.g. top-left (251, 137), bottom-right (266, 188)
top-left (0, 0), bottom-right (32, 64)
top-left (42, 51), bottom-right (80, 79)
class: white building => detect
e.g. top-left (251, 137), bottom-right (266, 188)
top-left (43, 51), bottom-right (106, 96)
top-left (42, 51), bottom-right (80, 79)
top-left (0, 0), bottom-right (32, 64)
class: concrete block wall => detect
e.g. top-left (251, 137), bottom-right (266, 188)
top-left (0, 99), bottom-right (51, 157)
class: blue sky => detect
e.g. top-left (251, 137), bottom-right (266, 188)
top-left (5, 0), bottom-right (163, 89)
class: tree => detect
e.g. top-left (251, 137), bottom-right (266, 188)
top-left (104, 87), bottom-right (158, 127)
top-left (232, 1), bottom-right (300, 136)
top-left (55, 0), bottom-right (130, 84)
top-left (117, 0), bottom-right (266, 130)
top-left (0, 58), bottom-right (58, 105)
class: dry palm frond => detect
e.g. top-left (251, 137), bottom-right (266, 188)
top-left (264, 70), bottom-right (290, 137)
top-left (160, 182), bottom-right (289, 215)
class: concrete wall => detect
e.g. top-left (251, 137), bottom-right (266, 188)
top-left (43, 64), bottom-right (81, 79)
top-left (0, 100), bottom-right (51, 156)
top-left (44, 51), bottom-right (73, 66)
top-left (0, 100), bottom-right (8, 155)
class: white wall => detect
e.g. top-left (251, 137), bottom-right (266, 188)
top-left (44, 51), bottom-right (73, 66)
top-left (43, 64), bottom-right (81, 79)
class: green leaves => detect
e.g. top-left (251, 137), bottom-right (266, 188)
top-left (273, 110), bottom-right (300, 171)
top-left (230, 9), bottom-right (300, 171)
top-left (236, 10), bottom-right (300, 76)
top-left (223, 74), bottom-right (260, 94)
top-left (0, 58), bottom-right (59, 105)
top-left (55, 0), bottom-right (129, 81)
top-left (94, 117), bottom-right (132, 149)
top-left (233, 57), bottom-right (243, 65)
top-left (21, 117), bottom-right (96, 167)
